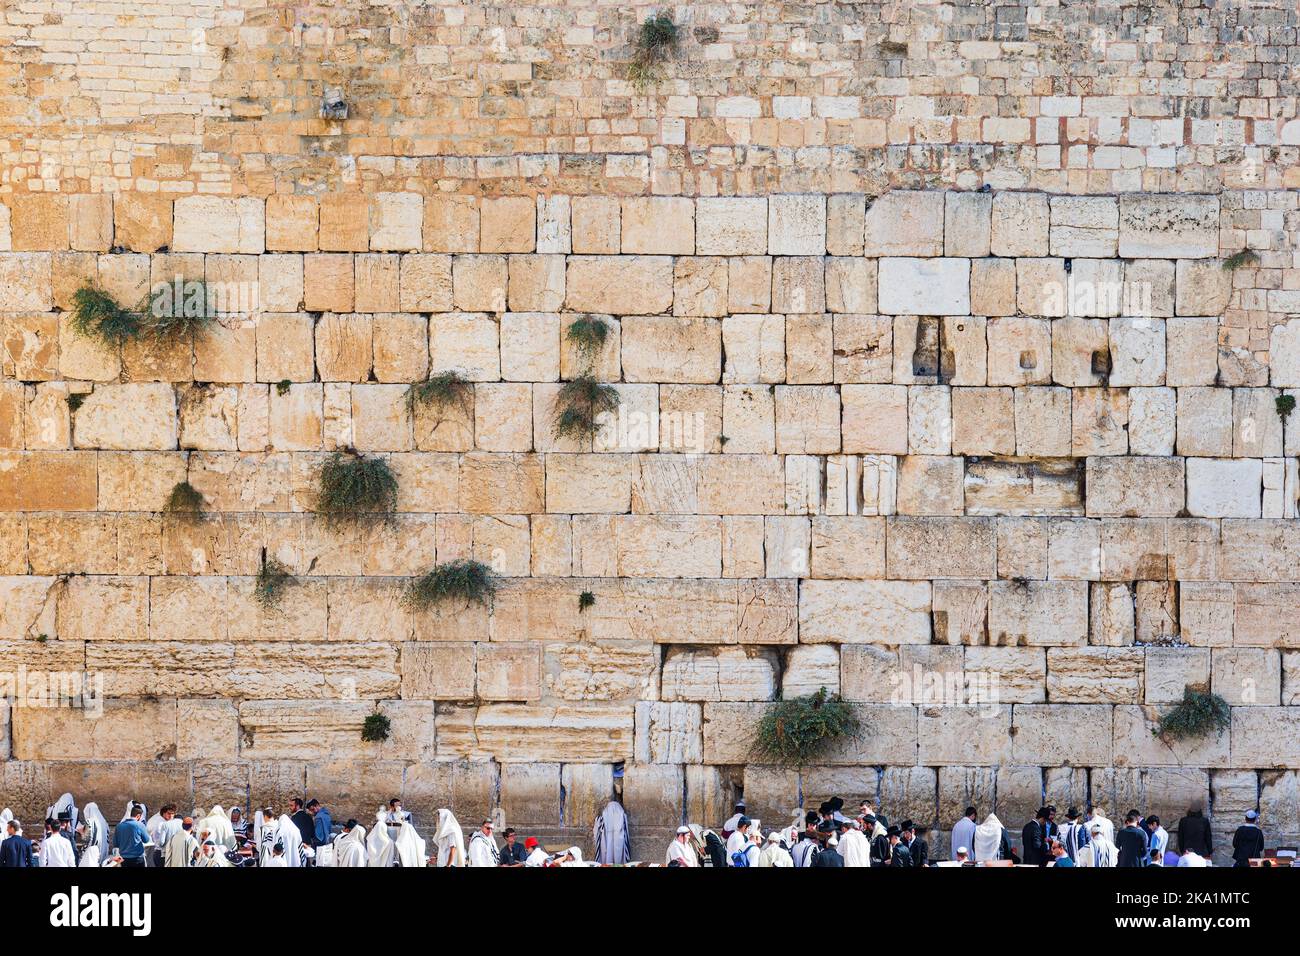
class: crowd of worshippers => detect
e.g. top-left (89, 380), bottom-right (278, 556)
top-left (0, 791), bottom-right (1279, 868)
top-left (0, 792), bottom-right (633, 868)
top-left (662, 798), bottom-right (1279, 867)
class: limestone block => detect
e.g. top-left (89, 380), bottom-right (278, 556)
top-left (951, 386), bottom-right (1014, 455)
top-left (1046, 647), bottom-right (1143, 703)
top-left (879, 766), bottom-right (939, 828)
top-left (13, 699), bottom-right (177, 761)
top-left (918, 706), bottom-right (1012, 766)
top-left (784, 313), bottom-right (832, 384)
top-left (1186, 458), bottom-right (1261, 519)
top-left (1086, 456), bottom-right (1185, 517)
top-left (451, 255), bottom-right (507, 312)
top-left (265, 195), bottom-right (317, 252)
top-left (839, 645), bottom-right (899, 702)
top-left (506, 254), bottom-right (565, 312)
top-left (1145, 647), bottom-right (1211, 704)
top-left (1111, 705), bottom-right (1228, 768)
top-left (1165, 315), bottom-right (1219, 386)
top-left (476, 642), bottom-right (542, 701)
top-left (634, 702), bottom-right (703, 763)
top-left (964, 646), bottom-right (1045, 702)
top-left (809, 516), bottom-right (885, 580)
top-left (621, 197), bottom-right (693, 255)
top-left (1125, 386), bottom-right (1175, 455)
top-left (1136, 580), bottom-right (1180, 644)
top-left (1175, 260), bottom-right (1232, 318)
top-left (841, 384), bottom-right (907, 454)
top-left (1012, 386), bottom-right (1071, 457)
top-left (887, 516), bottom-right (996, 579)
top-left (727, 256), bottom-right (772, 313)
top-left (944, 191), bottom-right (991, 257)
top-left (1233, 387), bottom-right (1284, 457)
top-left (771, 257), bottom-right (825, 314)
top-left (907, 386), bottom-right (951, 455)
top-left (369, 192), bottom-right (423, 251)
top-left (459, 453), bottom-right (543, 514)
top-left (1089, 582), bottom-right (1135, 646)
top-left (1211, 648), bottom-right (1281, 706)
top-left (696, 455), bottom-right (786, 515)
top-left (966, 459), bottom-right (1082, 517)
top-left (782, 645), bottom-right (840, 698)
top-left (672, 256), bottom-right (727, 317)
top-left (825, 259), bottom-right (877, 315)
top-left (799, 579), bottom-right (931, 644)
top-left (988, 580), bottom-right (1088, 646)
top-left (987, 318), bottom-right (1051, 386)
top-left (1118, 194), bottom-right (1219, 258)
top-left (931, 581), bottom-right (989, 645)
top-left (173, 197), bottom-right (264, 254)
top-left (72, 383), bottom-right (176, 450)
top-left (1011, 703), bottom-right (1112, 766)
top-left (768, 195), bottom-right (826, 256)
top-left (970, 257), bottom-right (1016, 316)
top-left (402, 642), bottom-right (476, 699)
top-left (1049, 195), bottom-right (1117, 257)
top-left (460, 704), bottom-right (634, 763)
top-left (877, 257), bottom-right (970, 315)
top-left (830, 313), bottom-right (890, 384)
top-left (543, 640), bottom-right (658, 703)
top-left (1175, 387), bottom-right (1231, 457)
top-left (863, 191), bottom-right (943, 256)
top-left (565, 255), bottom-right (672, 315)
top-left (319, 195), bottom-right (369, 251)
top-left (1071, 386), bottom-right (1128, 456)
top-left (741, 766), bottom-right (801, 825)
top-left (897, 454), bottom-right (964, 516)
top-left (0, 254), bottom-right (52, 311)
top-left (423, 195), bottom-right (479, 253)
top-left (1109, 317), bottom-right (1166, 386)
top-left (116, 193), bottom-right (175, 252)
top-left (353, 254), bottom-right (399, 312)
top-left (991, 192), bottom-right (1049, 257)
top-left (722, 314), bottom-right (784, 384)
top-left (1015, 256), bottom-right (1068, 317)
top-left (1123, 258), bottom-right (1175, 317)
top-left (695, 197), bottom-right (766, 255)
top-left (621, 315), bottom-right (719, 383)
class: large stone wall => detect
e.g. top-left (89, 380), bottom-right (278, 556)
top-left (2, 0), bottom-right (1300, 861)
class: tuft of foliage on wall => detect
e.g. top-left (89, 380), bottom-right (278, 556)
top-left (1275, 393), bottom-right (1295, 425)
top-left (405, 369), bottom-right (473, 414)
top-left (146, 279), bottom-right (218, 340)
top-left (361, 710), bottom-right (391, 743)
top-left (254, 555), bottom-right (294, 611)
top-left (627, 12), bottom-right (678, 89)
top-left (565, 316), bottom-right (610, 360)
top-left (578, 590), bottom-right (596, 612)
top-left (163, 481), bottom-right (206, 517)
top-left (70, 283), bottom-right (144, 347)
top-left (403, 559), bottom-right (498, 612)
top-left (315, 451), bottom-right (399, 526)
top-left (1154, 687), bottom-right (1230, 741)
top-left (1221, 249), bottom-right (1260, 271)
top-left (553, 374), bottom-right (620, 443)
top-left (752, 687), bottom-right (861, 767)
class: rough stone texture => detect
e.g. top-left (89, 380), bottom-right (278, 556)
top-left (1, 4), bottom-right (1297, 861)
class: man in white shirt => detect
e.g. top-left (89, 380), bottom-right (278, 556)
top-left (466, 819), bottom-right (499, 867)
top-left (38, 819), bottom-right (76, 867)
top-left (666, 826), bottom-right (698, 867)
top-left (725, 817), bottom-right (758, 866)
top-left (1177, 848), bottom-right (1208, 867)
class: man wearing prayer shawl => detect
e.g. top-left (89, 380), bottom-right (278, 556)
top-left (666, 826), bottom-right (698, 867)
top-left (467, 819), bottom-right (499, 866)
top-left (1077, 824), bottom-right (1117, 867)
top-left (721, 800), bottom-right (746, 837)
top-left (335, 820), bottom-right (368, 868)
top-left (433, 808), bottom-right (465, 866)
top-left (972, 813), bottom-right (1009, 863)
top-left (838, 822), bottom-right (871, 867)
top-left (368, 810), bottom-right (395, 866)
top-left (80, 802), bottom-right (109, 863)
top-left (558, 846), bottom-right (585, 866)
top-left (164, 818), bottom-right (199, 867)
top-left (273, 813), bottom-right (304, 867)
top-left (1085, 806), bottom-right (1115, 845)
top-left (47, 794), bottom-right (78, 834)
top-left (391, 819), bottom-right (427, 866)
top-left (200, 806), bottom-right (235, 851)
top-left (756, 830), bottom-right (793, 867)
top-left (950, 806), bottom-right (977, 862)
top-left (725, 817), bottom-right (757, 865)
top-left (39, 819), bottom-right (76, 868)
top-left (592, 800), bottom-right (631, 865)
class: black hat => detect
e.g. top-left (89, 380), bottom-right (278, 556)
top-left (816, 821), bottom-right (836, 834)
top-left (1066, 806), bottom-right (1080, 820)
top-left (818, 801), bottom-right (833, 815)
top-left (827, 797), bottom-right (844, 812)
top-left (886, 825), bottom-right (901, 837)
top-left (899, 819), bottom-right (914, 832)
top-left (345, 818), bottom-right (358, 829)
top-left (863, 813), bottom-right (877, 825)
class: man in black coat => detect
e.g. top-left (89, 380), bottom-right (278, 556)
top-left (1022, 807), bottom-right (1050, 866)
top-left (810, 831), bottom-right (843, 867)
top-left (289, 798), bottom-right (316, 850)
top-left (1177, 807), bottom-right (1212, 856)
top-left (885, 826), bottom-right (912, 867)
top-left (1116, 812), bottom-right (1150, 867)
top-left (866, 816), bottom-right (891, 864)
top-left (0, 820), bottom-right (33, 867)
top-left (1231, 811), bottom-right (1265, 867)
top-left (900, 820), bottom-right (928, 867)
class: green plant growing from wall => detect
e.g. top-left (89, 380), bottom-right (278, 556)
top-left (163, 481), bottom-right (206, 517)
top-left (70, 283), bottom-right (144, 347)
top-left (578, 590), bottom-right (596, 612)
top-left (627, 12), bottom-right (678, 89)
top-left (1154, 686), bottom-right (1230, 742)
top-left (315, 450), bottom-right (399, 526)
top-left (361, 709), bottom-right (391, 743)
top-left (403, 559), bottom-right (498, 611)
top-left (276, 379), bottom-right (292, 396)
top-left (1276, 393), bottom-right (1295, 426)
top-left (405, 369), bottom-right (473, 414)
top-left (66, 393), bottom-right (85, 413)
top-left (1222, 250), bottom-right (1260, 271)
top-left (254, 555), bottom-right (294, 610)
top-left (566, 316), bottom-right (610, 361)
top-left (552, 374), bottom-right (620, 442)
top-left (146, 279), bottom-right (218, 340)
top-left (752, 687), bottom-right (861, 768)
